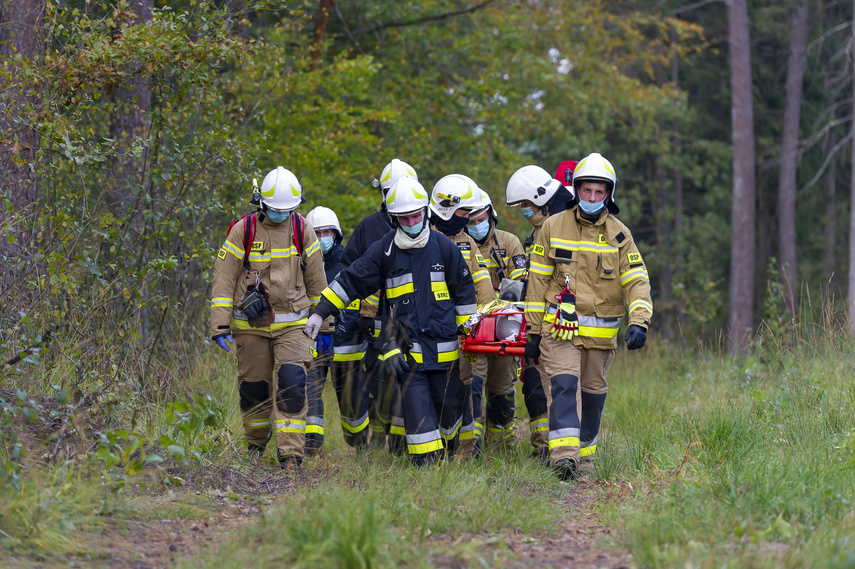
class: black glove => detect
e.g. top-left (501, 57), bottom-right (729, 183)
top-left (624, 325), bottom-right (647, 350)
top-left (358, 316), bottom-right (376, 340)
top-left (380, 339), bottom-right (410, 377)
top-left (524, 334), bottom-right (541, 362)
top-left (239, 283), bottom-right (269, 322)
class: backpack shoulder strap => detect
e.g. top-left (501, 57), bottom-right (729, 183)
top-left (292, 212), bottom-right (307, 272)
top-left (491, 232), bottom-right (507, 281)
top-left (242, 213), bottom-right (256, 272)
top-left (225, 213), bottom-right (256, 272)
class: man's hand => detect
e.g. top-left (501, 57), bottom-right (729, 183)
top-left (524, 334), bottom-right (541, 363)
top-left (380, 340), bottom-right (410, 377)
top-left (214, 333), bottom-right (233, 353)
top-left (624, 325), bottom-right (647, 350)
top-left (305, 313), bottom-right (323, 340)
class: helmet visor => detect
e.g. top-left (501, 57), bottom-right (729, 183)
top-left (393, 208), bottom-right (425, 227)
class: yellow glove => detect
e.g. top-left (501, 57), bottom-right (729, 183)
top-left (549, 288), bottom-right (579, 341)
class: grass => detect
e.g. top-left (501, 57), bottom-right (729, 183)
top-left (179, 445), bottom-right (567, 569)
top-left (0, 459), bottom-right (119, 555)
top-left (4, 314), bottom-right (855, 568)
top-left (597, 329), bottom-right (855, 568)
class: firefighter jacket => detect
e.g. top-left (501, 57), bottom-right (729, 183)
top-left (523, 187), bottom-right (575, 268)
top-left (430, 224), bottom-right (495, 305)
top-left (340, 208), bottom-right (396, 320)
top-left (473, 225), bottom-right (526, 289)
top-left (210, 213), bottom-right (327, 338)
top-left (319, 241), bottom-right (344, 334)
top-left (525, 206), bottom-right (652, 350)
top-left (313, 229), bottom-right (478, 371)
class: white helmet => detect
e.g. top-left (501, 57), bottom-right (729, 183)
top-left (505, 165), bottom-right (563, 207)
top-left (429, 174), bottom-right (483, 221)
top-left (385, 177), bottom-right (429, 215)
top-left (572, 153), bottom-right (619, 214)
top-left (306, 206), bottom-right (342, 238)
top-left (373, 158), bottom-right (418, 195)
top-left (260, 166), bottom-right (303, 211)
top-left (471, 189), bottom-right (497, 222)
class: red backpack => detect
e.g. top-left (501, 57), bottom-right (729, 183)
top-left (226, 212), bottom-right (307, 272)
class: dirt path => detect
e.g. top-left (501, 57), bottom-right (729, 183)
top-left (3, 465), bottom-right (633, 569)
top-left (504, 475), bottom-right (635, 569)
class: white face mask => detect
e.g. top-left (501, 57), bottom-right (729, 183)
top-left (318, 235), bottom-right (334, 254)
top-left (468, 219), bottom-right (490, 240)
top-left (578, 199), bottom-right (605, 216)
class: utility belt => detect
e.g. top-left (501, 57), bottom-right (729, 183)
top-left (543, 303), bottom-right (621, 339)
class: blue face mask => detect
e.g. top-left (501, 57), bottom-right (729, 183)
top-left (468, 219), bottom-right (490, 240)
top-left (578, 199), bottom-right (605, 216)
top-left (401, 220), bottom-right (425, 237)
top-left (318, 235), bottom-right (334, 254)
top-left (520, 207), bottom-right (535, 218)
top-left (267, 209), bottom-right (291, 224)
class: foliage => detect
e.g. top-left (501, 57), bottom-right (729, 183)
top-left (598, 291), bottom-right (855, 568)
top-left (177, 445), bottom-right (566, 569)
top-left (3, 0), bottom-right (855, 563)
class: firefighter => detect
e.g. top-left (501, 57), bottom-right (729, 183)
top-left (303, 206), bottom-right (344, 455)
top-left (428, 174), bottom-right (496, 455)
top-left (465, 189), bottom-right (526, 446)
top-left (334, 158), bottom-right (419, 452)
top-left (305, 177), bottom-right (478, 467)
top-left (505, 163), bottom-right (576, 461)
top-left (524, 153), bottom-right (652, 480)
top-left (210, 166), bottom-right (327, 469)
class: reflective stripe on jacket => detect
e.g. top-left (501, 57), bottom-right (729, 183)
top-left (314, 229), bottom-right (477, 370)
top-left (433, 227), bottom-right (495, 305)
top-left (340, 208), bottom-right (395, 321)
top-left (474, 226), bottom-right (526, 288)
top-left (210, 213), bottom-right (327, 338)
top-left (525, 206), bottom-right (652, 349)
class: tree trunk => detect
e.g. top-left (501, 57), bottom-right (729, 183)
top-left (726, 0), bottom-right (757, 354)
top-left (655, 163), bottom-right (674, 341)
top-left (107, 0), bottom-right (153, 216)
top-left (822, 128), bottom-right (836, 297)
top-left (0, 0), bottom-right (45, 252)
top-left (671, 25), bottom-right (686, 341)
top-left (777, 1), bottom-right (809, 320)
top-left (848, 0), bottom-right (855, 333)
top-left (311, 0), bottom-right (335, 72)
top-left (107, 0), bottom-right (152, 340)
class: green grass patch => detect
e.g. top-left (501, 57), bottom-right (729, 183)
top-left (598, 335), bottom-right (855, 568)
top-left (180, 429), bottom-right (567, 569)
top-left (0, 460), bottom-right (117, 555)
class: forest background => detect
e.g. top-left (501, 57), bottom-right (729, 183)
top-left (5, 0), bottom-right (855, 369)
top-left (2, 1), bottom-right (855, 567)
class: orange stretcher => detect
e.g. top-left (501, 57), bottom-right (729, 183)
top-left (460, 300), bottom-right (527, 357)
